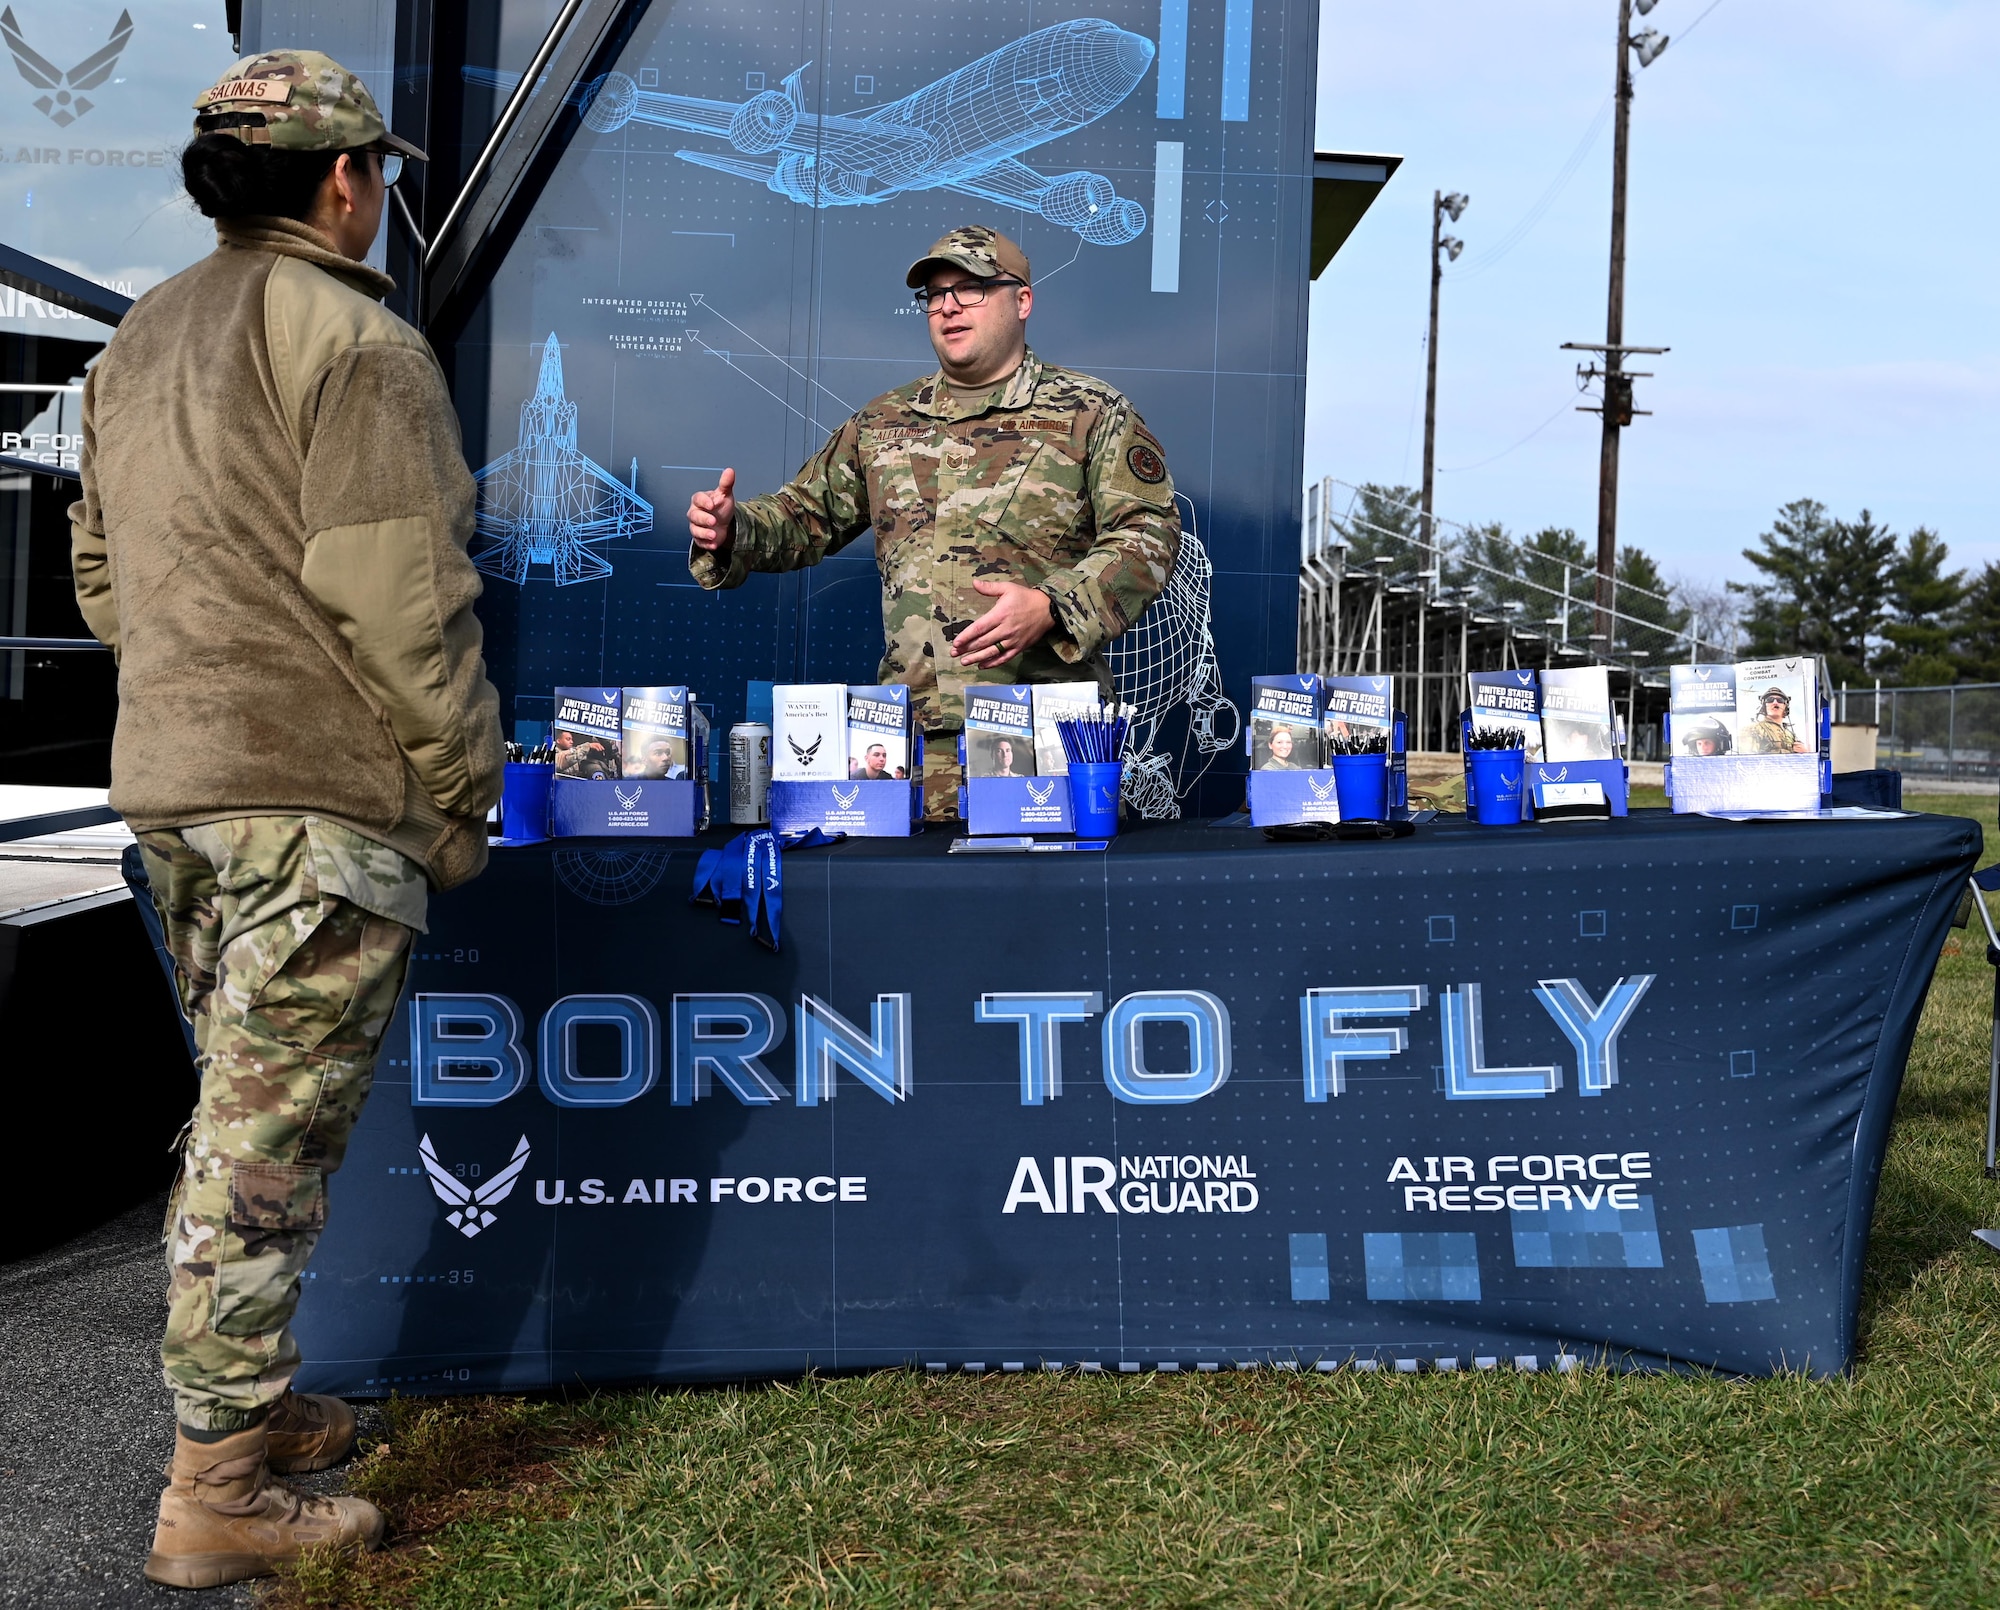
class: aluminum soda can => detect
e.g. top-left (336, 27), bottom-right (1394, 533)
top-left (729, 723), bottom-right (772, 823)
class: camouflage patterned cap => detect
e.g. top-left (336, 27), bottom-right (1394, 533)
top-left (193, 50), bottom-right (425, 160)
top-left (906, 226), bottom-right (1031, 288)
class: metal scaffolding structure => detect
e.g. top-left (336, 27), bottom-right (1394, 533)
top-left (1297, 478), bottom-right (1732, 758)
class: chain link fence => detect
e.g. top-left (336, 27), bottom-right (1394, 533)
top-left (1839, 684), bottom-right (2000, 785)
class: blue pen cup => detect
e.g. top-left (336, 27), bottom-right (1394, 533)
top-left (500, 761), bottom-right (553, 843)
top-left (1067, 761), bottom-right (1123, 839)
top-left (1329, 752), bottom-right (1389, 821)
top-left (1465, 748), bottom-right (1526, 826)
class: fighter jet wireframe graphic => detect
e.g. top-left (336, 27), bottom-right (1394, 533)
top-left (470, 333), bottom-right (653, 586)
top-left (1, 6), bottom-right (131, 127)
top-left (572, 18), bottom-right (1155, 244)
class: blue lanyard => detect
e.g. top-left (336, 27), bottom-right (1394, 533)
top-left (690, 828), bottom-right (843, 952)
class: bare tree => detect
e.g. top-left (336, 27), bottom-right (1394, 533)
top-left (1671, 572), bottom-right (1739, 661)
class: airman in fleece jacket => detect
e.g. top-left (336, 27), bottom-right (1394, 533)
top-left (69, 215), bottom-right (502, 888)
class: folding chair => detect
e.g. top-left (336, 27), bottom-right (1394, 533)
top-left (1966, 869), bottom-right (2000, 1252)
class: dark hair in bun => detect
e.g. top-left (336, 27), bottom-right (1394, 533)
top-left (179, 133), bottom-right (344, 221)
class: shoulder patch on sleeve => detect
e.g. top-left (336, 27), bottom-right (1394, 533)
top-left (1125, 442), bottom-right (1167, 485)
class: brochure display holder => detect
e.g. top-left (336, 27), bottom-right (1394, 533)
top-left (963, 775), bottom-right (1074, 835)
top-left (1246, 767), bottom-right (1344, 826)
top-left (1666, 704), bottom-right (1832, 815)
top-left (768, 778), bottom-right (923, 836)
top-left (768, 732), bottom-right (925, 836)
top-left (551, 777), bottom-right (702, 837)
top-left (1530, 759), bottom-right (1630, 819)
top-left (1248, 709), bottom-right (1408, 828)
top-left (1667, 755), bottom-right (1825, 815)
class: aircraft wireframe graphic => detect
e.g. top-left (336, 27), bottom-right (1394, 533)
top-left (470, 334), bottom-right (652, 586)
top-left (574, 19), bottom-right (1155, 245)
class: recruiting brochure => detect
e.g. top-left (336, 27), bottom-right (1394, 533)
top-left (1733, 658), bottom-right (1817, 756)
top-left (1321, 675), bottom-right (1394, 742)
top-left (1031, 682), bottom-right (1105, 776)
top-left (847, 685), bottom-right (913, 780)
top-left (1539, 667), bottom-right (1617, 762)
top-left (1669, 664), bottom-right (1737, 756)
top-left (1250, 674), bottom-right (1324, 770)
top-left (1466, 670), bottom-right (1542, 762)
top-left (964, 686), bottom-right (1036, 778)
top-left (771, 684), bottom-right (848, 781)
top-left (622, 687), bottom-right (692, 779)
top-left (553, 687), bottom-right (621, 778)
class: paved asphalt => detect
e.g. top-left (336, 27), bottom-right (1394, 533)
top-left (0, 1196), bottom-right (372, 1608)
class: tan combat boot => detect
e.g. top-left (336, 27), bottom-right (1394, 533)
top-left (266, 1389), bottom-right (358, 1474)
top-left (143, 1424), bottom-right (385, 1589)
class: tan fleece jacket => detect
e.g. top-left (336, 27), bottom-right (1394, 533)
top-left (68, 217), bottom-right (503, 890)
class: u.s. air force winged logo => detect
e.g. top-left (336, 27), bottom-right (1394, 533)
top-left (419, 1134), bottom-right (530, 1237)
top-left (614, 783), bottom-right (643, 809)
top-left (1026, 780), bottom-right (1056, 806)
top-left (1307, 775), bottom-right (1335, 801)
top-left (788, 734), bottom-right (821, 766)
top-left (1, 6), bottom-right (131, 127)
top-left (832, 784), bottom-right (860, 809)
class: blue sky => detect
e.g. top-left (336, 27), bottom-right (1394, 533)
top-left (1306, 0), bottom-right (2000, 590)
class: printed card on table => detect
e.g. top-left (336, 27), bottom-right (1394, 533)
top-left (1669, 664), bottom-right (1737, 756)
top-left (622, 686), bottom-right (692, 779)
top-left (1031, 682), bottom-right (1104, 777)
top-left (553, 686), bottom-right (622, 779)
top-left (847, 685), bottom-right (913, 780)
top-left (771, 684), bottom-right (847, 781)
top-left (965, 685), bottom-right (1037, 778)
top-left (1733, 659), bottom-right (1817, 756)
top-left (1250, 673), bottom-right (1324, 770)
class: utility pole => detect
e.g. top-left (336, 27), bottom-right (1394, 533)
top-left (1415, 192), bottom-right (1465, 753)
top-left (1594, 0), bottom-right (1635, 648)
top-left (1564, 0), bottom-right (1670, 657)
top-left (1418, 190), bottom-right (1467, 597)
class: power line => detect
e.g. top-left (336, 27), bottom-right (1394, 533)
top-left (1676, 0), bottom-right (1728, 46)
top-left (1437, 397), bottom-right (1576, 474)
top-left (1445, 94), bottom-right (1613, 280)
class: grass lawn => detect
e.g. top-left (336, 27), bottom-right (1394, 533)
top-left (273, 797), bottom-right (2000, 1609)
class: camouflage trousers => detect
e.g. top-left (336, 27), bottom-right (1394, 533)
top-left (920, 734), bottom-right (963, 822)
top-left (136, 816), bottom-right (424, 1432)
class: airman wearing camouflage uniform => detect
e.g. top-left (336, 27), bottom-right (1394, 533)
top-left (689, 227), bottom-right (1180, 818)
top-left (71, 50), bottom-right (498, 1588)
top-left (1739, 687), bottom-right (1807, 755)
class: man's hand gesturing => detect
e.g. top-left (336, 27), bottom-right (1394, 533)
top-left (688, 467), bottom-right (736, 554)
top-left (952, 577), bottom-right (1054, 669)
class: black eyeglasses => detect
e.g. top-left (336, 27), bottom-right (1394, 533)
top-left (912, 276), bottom-right (1023, 312)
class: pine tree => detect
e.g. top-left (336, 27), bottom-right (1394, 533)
top-left (1878, 527), bottom-right (1963, 685)
top-left (1615, 544), bottom-right (1691, 661)
top-left (1952, 562), bottom-right (2000, 683)
top-left (1329, 483), bottom-right (1421, 568)
top-left (1443, 520), bottom-right (1516, 612)
top-left (1734, 500), bottom-right (1892, 683)
top-left (1818, 511), bottom-right (1896, 682)
top-left (1521, 527), bottom-right (1590, 640)
top-left (1735, 499), bottom-right (1831, 658)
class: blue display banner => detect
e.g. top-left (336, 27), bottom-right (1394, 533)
top-left (450, 0), bottom-right (1317, 812)
top-left (293, 812), bottom-right (1976, 1390)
